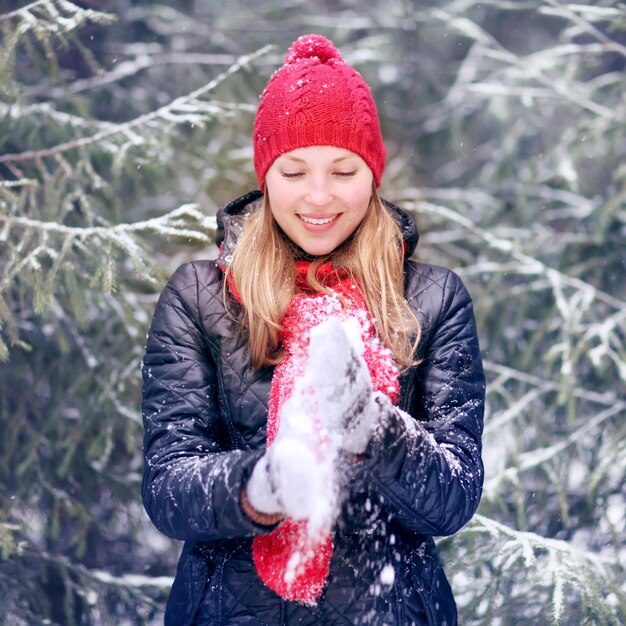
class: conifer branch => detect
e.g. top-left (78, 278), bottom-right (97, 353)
top-left (467, 514), bottom-right (613, 569)
top-left (0, 205), bottom-right (217, 299)
top-left (30, 52), bottom-right (261, 98)
top-left (0, 523), bottom-right (24, 561)
top-left (0, 45), bottom-right (272, 165)
top-left (0, 0), bottom-right (114, 27)
top-left (541, 1), bottom-right (626, 58)
top-left (483, 360), bottom-right (619, 407)
top-left (0, 101), bottom-right (117, 132)
top-left (0, 0), bottom-right (48, 21)
top-left (32, 549), bottom-right (173, 601)
top-left (408, 199), bottom-right (625, 310)
top-left (484, 401), bottom-right (625, 496)
top-left (0, 204), bottom-right (217, 240)
top-left (432, 8), bottom-right (615, 118)
top-left (456, 514), bottom-right (622, 624)
top-left (0, 178), bottom-right (37, 189)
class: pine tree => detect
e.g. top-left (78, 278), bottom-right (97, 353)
top-left (0, 1), bottom-right (270, 622)
top-left (388, 2), bottom-right (626, 624)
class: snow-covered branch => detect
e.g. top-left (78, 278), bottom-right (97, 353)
top-left (0, 45), bottom-right (272, 164)
top-left (455, 513), bottom-right (621, 623)
top-left (0, 0), bottom-right (114, 29)
top-left (483, 360), bottom-right (618, 407)
top-left (540, 1), bottom-right (626, 58)
top-left (0, 204), bottom-right (217, 241)
top-left (484, 401), bottom-right (625, 496)
top-left (406, 199), bottom-right (625, 310)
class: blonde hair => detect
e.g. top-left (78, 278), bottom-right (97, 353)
top-left (226, 191), bottom-right (421, 370)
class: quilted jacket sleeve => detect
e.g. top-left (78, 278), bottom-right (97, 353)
top-left (141, 262), bottom-right (271, 542)
top-left (364, 268), bottom-right (485, 537)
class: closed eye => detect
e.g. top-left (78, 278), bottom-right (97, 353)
top-left (335, 171), bottom-right (356, 177)
top-left (281, 172), bottom-right (304, 179)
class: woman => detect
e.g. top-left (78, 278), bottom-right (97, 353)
top-left (142, 34), bottom-right (485, 626)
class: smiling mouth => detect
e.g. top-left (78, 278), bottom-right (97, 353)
top-left (299, 215), bottom-right (337, 225)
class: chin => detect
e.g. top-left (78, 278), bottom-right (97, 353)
top-left (301, 243), bottom-right (336, 256)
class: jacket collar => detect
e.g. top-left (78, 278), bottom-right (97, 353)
top-left (215, 190), bottom-right (419, 269)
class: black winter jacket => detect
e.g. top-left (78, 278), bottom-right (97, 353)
top-left (142, 192), bottom-right (485, 626)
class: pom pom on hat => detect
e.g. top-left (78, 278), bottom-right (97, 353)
top-left (284, 34), bottom-right (341, 64)
top-left (253, 34), bottom-right (386, 190)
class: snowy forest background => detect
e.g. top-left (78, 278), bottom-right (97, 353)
top-left (0, 0), bottom-right (624, 624)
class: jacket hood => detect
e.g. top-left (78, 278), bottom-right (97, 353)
top-left (215, 190), bottom-right (419, 268)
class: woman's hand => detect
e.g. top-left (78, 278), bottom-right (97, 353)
top-left (306, 318), bottom-right (390, 455)
top-left (245, 318), bottom-right (397, 530)
top-left (245, 437), bottom-right (321, 523)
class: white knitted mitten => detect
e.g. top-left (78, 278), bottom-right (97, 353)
top-left (246, 438), bottom-right (320, 521)
top-left (306, 318), bottom-right (386, 455)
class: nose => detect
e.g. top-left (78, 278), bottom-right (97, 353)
top-left (304, 175), bottom-right (333, 206)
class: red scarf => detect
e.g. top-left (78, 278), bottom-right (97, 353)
top-left (231, 261), bottom-right (399, 604)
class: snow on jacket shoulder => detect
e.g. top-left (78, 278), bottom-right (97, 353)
top-left (141, 192), bottom-right (486, 626)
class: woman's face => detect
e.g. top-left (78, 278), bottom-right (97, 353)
top-left (265, 146), bottom-right (374, 256)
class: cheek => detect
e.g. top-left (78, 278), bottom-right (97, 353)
top-left (344, 173), bottom-right (373, 209)
top-left (266, 185), bottom-right (292, 222)
top-left (265, 172), bottom-right (290, 206)
top-left (347, 187), bottom-right (372, 218)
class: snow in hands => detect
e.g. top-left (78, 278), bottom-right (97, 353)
top-left (247, 317), bottom-right (393, 536)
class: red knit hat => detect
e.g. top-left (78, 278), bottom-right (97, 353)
top-left (253, 34), bottom-right (386, 190)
